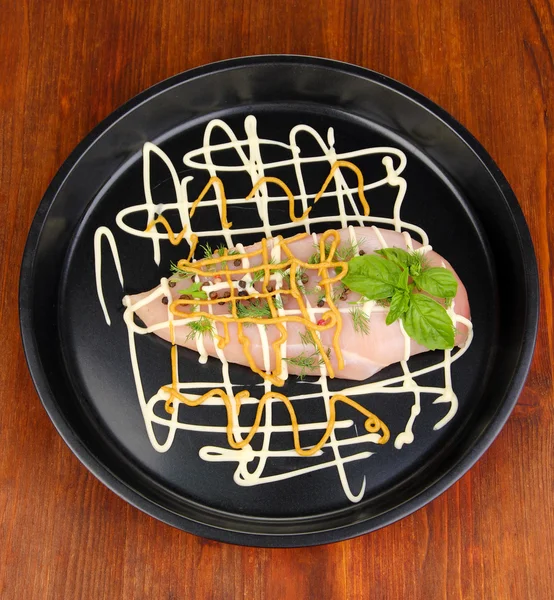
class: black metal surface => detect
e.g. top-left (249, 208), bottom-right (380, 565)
top-left (19, 56), bottom-right (539, 546)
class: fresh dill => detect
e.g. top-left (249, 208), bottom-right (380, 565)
top-left (335, 237), bottom-right (365, 262)
top-left (200, 243), bottom-right (214, 260)
top-left (308, 252), bottom-right (320, 265)
top-left (349, 305), bottom-right (371, 335)
top-left (251, 258), bottom-right (277, 283)
top-left (299, 327), bottom-right (318, 347)
top-left (234, 295), bottom-right (283, 324)
top-left (170, 260), bottom-right (194, 278)
top-left (235, 299), bottom-right (273, 323)
top-left (332, 283), bottom-right (347, 303)
top-left (280, 266), bottom-right (307, 291)
top-left (185, 317), bottom-right (214, 342)
top-left (308, 242), bottom-right (331, 265)
top-left (272, 294), bottom-right (284, 310)
top-left (214, 244), bottom-right (240, 265)
top-left (309, 238), bottom-right (365, 264)
top-left (284, 347), bottom-right (331, 379)
top-left (251, 269), bottom-right (266, 283)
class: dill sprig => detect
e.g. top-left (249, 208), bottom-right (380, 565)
top-left (349, 305), bottom-right (371, 335)
top-left (284, 348), bottom-right (331, 379)
top-left (199, 242), bottom-right (240, 269)
top-left (170, 260), bottom-right (194, 278)
top-left (235, 299), bottom-right (273, 324)
top-left (185, 317), bottom-right (214, 342)
top-left (309, 238), bottom-right (365, 265)
top-left (335, 237), bottom-right (365, 262)
top-left (251, 258), bottom-right (277, 283)
top-left (234, 295), bottom-right (283, 324)
top-left (200, 243), bottom-right (214, 260)
top-left (215, 244), bottom-right (240, 265)
top-left (281, 266), bottom-right (307, 291)
top-left (299, 328), bottom-right (318, 347)
top-left (273, 294), bottom-right (284, 310)
top-left (332, 283), bottom-right (346, 303)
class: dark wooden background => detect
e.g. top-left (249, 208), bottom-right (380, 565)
top-left (1, 0), bottom-right (553, 598)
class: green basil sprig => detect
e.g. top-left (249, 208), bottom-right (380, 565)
top-left (342, 248), bottom-right (458, 350)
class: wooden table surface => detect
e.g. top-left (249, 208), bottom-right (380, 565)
top-left (2, 0), bottom-right (553, 598)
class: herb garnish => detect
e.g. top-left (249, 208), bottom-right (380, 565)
top-left (284, 347), bottom-right (331, 379)
top-left (185, 317), bottom-right (214, 342)
top-left (349, 305), bottom-right (371, 335)
top-left (342, 248), bottom-right (458, 350)
top-left (170, 260), bottom-right (194, 278)
top-left (178, 282), bottom-right (208, 300)
top-left (235, 299), bottom-right (273, 323)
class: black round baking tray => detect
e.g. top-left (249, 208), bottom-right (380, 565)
top-left (19, 56), bottom-right (539, 546)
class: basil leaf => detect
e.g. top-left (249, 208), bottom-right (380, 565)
top-left (386, 288), bottom-right (411, 325)
top-left (343, 255), bottom-right (402, 300)
top-left (396, 267), bottom-right (409, 290)
top-left (178, 282), bottom-right (208, 300)
top-left (402, 294), bottom-right (455, 350)
top-left (376, 247), bottom-right (411, 268)
top-left (413, 267), bottom-right (458, 299)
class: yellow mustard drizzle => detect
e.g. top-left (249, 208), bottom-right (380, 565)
top-left (188, 177), bottom-right (233, 228)
top-left (167, 229), bottom-right (348, 383)
top-left (314, 160), bottom-right (370, 216)
top-left (145, 162), bottom-right (390, 454)
top-left (145, 215), bottom-right (187, 245)
top-left (161, 385), bottom-right (389, 456)
top-left (145, 160), bottom-right (369, 241)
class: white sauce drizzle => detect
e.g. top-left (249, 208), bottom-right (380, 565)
top-left (94, 227), bottom-right (124, 325)
top-left (93, 116), bottom-right (474, 503)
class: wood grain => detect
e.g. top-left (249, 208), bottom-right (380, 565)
top-left (1, 0), bottom-right (553, 598)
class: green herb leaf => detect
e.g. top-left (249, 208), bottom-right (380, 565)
top-left (299, 328), bottom-right (318, 347)
top-left (402, 294), bottom-right (455, 350)
top-left (408, 251), bottom-right (426, 278)
top-left (185, 317), bottom-right (214, 342)
top-left (386, 289), bottom-right (411, 325)
top-left (413, 267), bottom-right (458, 299)
top-left (235, 299), bottom-right (272, 324)
top-left (284, 347), bottom-right (331, 379)
top-left (349, 305), bottom-right (371, 335)
top-left (375, 247), bottom-right (411, 268)
top-left (342, 255), bottom-right (402, 300)
top-left (178, 282), bottom-right (208, 300)
top-left (396, 267), bottom-right (409, 290)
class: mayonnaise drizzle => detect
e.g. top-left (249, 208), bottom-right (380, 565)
top-left (94, 226), bottom-right (124, 325)
top-left (93, 115), bottom-right (473, 503)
